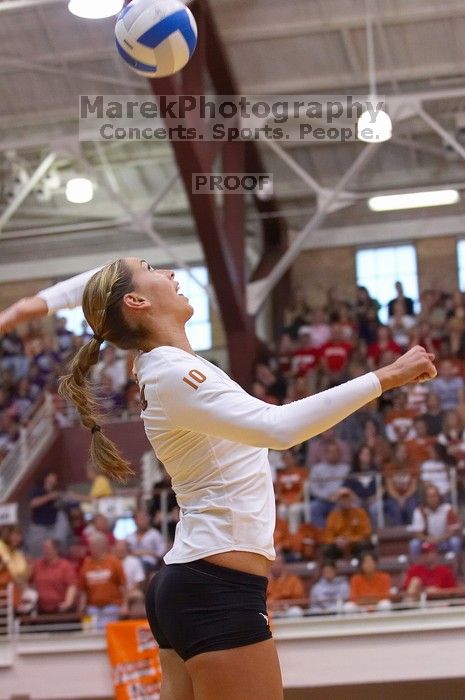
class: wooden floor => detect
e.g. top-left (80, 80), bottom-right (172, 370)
top-left (284, 678), bottom-right (465, 700)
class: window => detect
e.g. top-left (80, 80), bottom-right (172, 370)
top-left (457, 240), bottom-right (465, 291)
top-left (57, 264), bottom-right (212, 352)
top-left (355, 244), bottom-right (419, 323)
top-left (176, 266), bottom-right (212, 351)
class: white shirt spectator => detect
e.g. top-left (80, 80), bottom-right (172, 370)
top-left (410, 503), bottom-right (458, 540)
top-left (309, 461), bottom-right (350, 501)
top-left (122, 554), bottom-right (145, 592)
top-left (420, 459), bottom-right (450, 496)
top-left (126, 528), bottom-right (166, 567)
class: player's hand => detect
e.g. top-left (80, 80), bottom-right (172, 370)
top-left (375, 345), bottom-right (437, 392)
top-left (0, 296), bottom-right (48, 335)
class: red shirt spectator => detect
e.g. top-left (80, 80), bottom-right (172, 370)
top-left (404, 542), bottom-right (457, 593)
top-left (31, 539), bottom-right (77, 613)
top-left (319, 341), bottom-right (352, 375)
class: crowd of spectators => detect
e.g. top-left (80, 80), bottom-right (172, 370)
top-left (0, 317), bottom-right (140, 465)
top-left (0, 467), bottom-right (174, 630)
top-left (4, 278), bottom-right (465, 624)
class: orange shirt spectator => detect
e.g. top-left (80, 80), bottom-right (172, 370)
top-left (276, 464), bottom-right (308, 505)
top-left (384, 392), bottom-right (418, 443)
top-left (80, 552), bottom-right (125, 607)
top-left (273, 517), bottom-right (290, 550)
top-left (288, 522), bottom-right (323, 560)
top-left (350, 569), bottom-right (391, 604)
top-left (324, 493), bottom-right (372, 545)
top-left (267, 552), bottom-right (305, 604)
top-left (405, 418), bottom-right (436, 464)
top-left (0, 559), bottom-right (21, 609)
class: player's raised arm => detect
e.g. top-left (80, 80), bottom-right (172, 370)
top-left (0, 267), bottom-right (102, 334)
top-left (152, 345), bottom-right (436, 451)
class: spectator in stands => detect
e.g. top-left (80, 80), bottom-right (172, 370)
top-left (267, 550), bottom-right (305, 613)
top-left (27, 471), bottom-right (68, 558)
top-left (113, 539), bottom-right (145, 599)
top-left (408, 485), bottom-right (461, 558)
top-left (423, 391), bottom-right (444, 437)
top-left (276, 449), bottom-right (308, 534)
top-left (387, 281), bottom-right (414, 318)
top-left (309, 560), bottom-right (349, 613)
top-left (82, 514), bottom-right (115, 549)
top-left (383, 443), bottom-right (419, 526)
top-left (430, 359), bottom-right (465, 411)
top-left (67, 505), bottom-right (86, 541)
top-left (306, 427), bottom-right (351, 469)
top-left (31, 538), bottom-right (77, 614)
top-left (337, 398), bottom-right (385, 451)
top-left (384, 390), bottom-right (417, 443)
top-left (0, 552), bottom-right (21, 611)
top-left (437, 410), bottom-right (465, 468)
top-left (286, 520), bottom-right (322, 562)
top-left (66, 539), bottom-right (87, 577)
top-left (419, 443), bottom-right (451, 497)
top-left (291, 327), bottom-right (319, 381)
top-left (388, 299), bottom-right (416, 350)
top-left (344, 444), bottom-right (379, 526)
top-left (302, 308), bottom-right (331, 350)
top-left (282, 286), bottom-right (311, 340)
top-left (405, 417), bottom-right (436, 465)
top-left (404, 541), bottom-right (457, 598)
top-left (0, 331), bottom-right (28, 380)
top-left (255, 363), bottom-right (287, 404)
top-left (366, 326), bottom-right (401, 370)
top-left (126, 510), bottom-right (166, 575)
top-left (147, 470), bottom-right (179, 545)
top-left (319, 322), bottom-right (353, 385)
top-left (345, 552), bottom-right (392, 612)
top-left (323, 487), bottom-right (372, 561)
top-left (80, 533), bottom-right (126, 630)
top-left (359, 418), bottom-right (391, 468)
top-left (308, 442), bottom-right (351, 527)
top-left (86, 463), bottom-right (113, 499)
top-left (0, 525), bottom-right (29, 584)
top-left (354, 286), bottom-right (380, 343)
top-left (54, 316), bottom-right (74, 358)
top-left (93, 345), bottom-right (127, 394)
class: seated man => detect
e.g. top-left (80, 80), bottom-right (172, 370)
top-left (408, 484), bottom-right (461, 558)
top-left (267, 551), bottom-right (305, 614)
top-left (31, 538), bottom-right (77, 614)
top-left (80, 533), bottom-right (126, 630)
top-left (309, 560), bottom-right (349, 613)
top-left (345, 551), bottom-right (392, 612)
top-left (126, 510), bottom-right (166, 575)
top-left (113, 539), bottom-right (145, 603)
top-left (403, 542), bottom-right (457, 599)
top-left (323, 488), bottom-right (372, 560)
top-left (309, 442), bottom-right (351, 528)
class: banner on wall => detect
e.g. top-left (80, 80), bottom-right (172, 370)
top-left (106, 620), bottom-right (162, 700)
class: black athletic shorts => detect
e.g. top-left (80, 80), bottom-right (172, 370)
top-left (145, 559), bottom-right (272, 662)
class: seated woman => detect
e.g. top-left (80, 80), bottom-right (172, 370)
top-left (344, 551), bottom-right (392, 612)
top-left (344, 444), bottom-right (379, 526)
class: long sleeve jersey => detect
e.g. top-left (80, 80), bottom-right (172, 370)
top-left (35, 268), bottom-right (382, 562)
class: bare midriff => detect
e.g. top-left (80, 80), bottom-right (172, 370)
top-left (202, 550), bottom-right (271, 577)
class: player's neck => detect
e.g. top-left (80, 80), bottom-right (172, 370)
top-left (141, 325), bottom-right (195, 356)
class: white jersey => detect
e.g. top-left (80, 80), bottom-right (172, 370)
top-left (36, 268), bottom-right (382, 564)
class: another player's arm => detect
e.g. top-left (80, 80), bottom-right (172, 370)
top-left (0, 267), bottom-right (101, 334)
top-left (153, 346), bottom-right (436, 451)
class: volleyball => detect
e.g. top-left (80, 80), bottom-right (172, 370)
top-left (115, 0), bottom-right (198, 78)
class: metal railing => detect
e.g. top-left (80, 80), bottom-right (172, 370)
top-left (0, 395), bottom-right (57, 503)
top-left (0, 584), bottom-right (14, 638)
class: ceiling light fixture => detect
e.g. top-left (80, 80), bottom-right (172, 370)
top-left (68, 0), bottom-right (124, 19)
top-left (66, 178), bottom-right (94, 204)
top-left (357, 0), bottom-right (392, 143)
top-left (368, 189), bottom-right (460, 212)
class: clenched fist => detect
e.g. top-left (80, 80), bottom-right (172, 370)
top-left (375, 345), bottom-right (437, 393)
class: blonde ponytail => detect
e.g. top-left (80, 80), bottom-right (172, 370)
top-left (59, 259), bottom-right (146, 483)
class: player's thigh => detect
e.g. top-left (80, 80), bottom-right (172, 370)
top-left (186, 638), bottom-right (283, 700)
top-left (159, 648), bottom-right (195, 700)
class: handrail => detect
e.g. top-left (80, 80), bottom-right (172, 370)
top-left (0, 394), bottom-right (58, 503)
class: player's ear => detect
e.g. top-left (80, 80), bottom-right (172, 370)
top-left (122, 292), bottom-right (151, 310)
